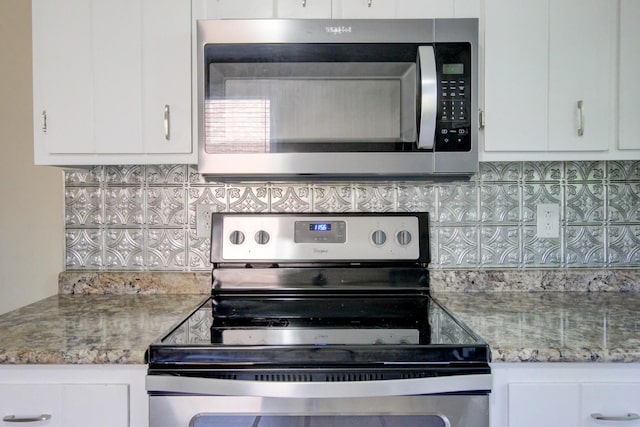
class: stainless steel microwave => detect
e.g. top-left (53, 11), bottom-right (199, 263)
top-left (196, 19), bottom-right (478, 179)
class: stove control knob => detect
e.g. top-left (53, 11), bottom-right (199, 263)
top-left (229, 230), bottom-right (245, 245)
top-left (396, 230), bottom-right (412, 246)
top-left (371, 230), bottom-right (387, 246)
top-left (255, 230), bottom-right (270, 245)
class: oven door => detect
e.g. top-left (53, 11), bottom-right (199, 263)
top-left (147, 375), bottom-right (491, 427)
top-left (150, 395), bottom-right (488, 427)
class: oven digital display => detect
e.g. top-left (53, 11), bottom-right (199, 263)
top-left (309, 223), bottom-right (331, 232)
top-left (294, 220), bottom-right (346, 243)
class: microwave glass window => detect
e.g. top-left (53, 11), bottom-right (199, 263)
top-left (204, 62), bottom-right (417, 154)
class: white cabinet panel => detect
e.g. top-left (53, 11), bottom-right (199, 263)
top-left (197, 0), bottom-right (275, 18)
top-left (277, 0), bottom-right (332, 18)
top-left (454, 0), bottom-right (481, 18)
top-left (332, 0), bottom-right (396, 18)
top-left (508, 383), bottom-right (580, 427)
top-left (483, 0), bottom-right (548, 152)
top-left (0, 384), bottom-right (128, 427)
top-left (32, 0), bottom-right (94, 156)
top-left (619, 0), bottom-right (640, 150)
top-left (142, 0), bottom-right (192, 154)
top-left (394, 1), bottom-right (454, 18)
top-left (332, 0), bottom-right (464, 19)
top-left (92, 0), bottom-right (143, 154)
top-left (548, 0), bottom-right (615, 152)
top-left (482, 0), bottom-right (617, 159)
top-left (32, 0), bottom-right (194, 164)
top-left (582, 383), bottom-right (640, 427)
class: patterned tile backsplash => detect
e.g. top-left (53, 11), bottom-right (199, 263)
top-left (64, 161), bottom-right (640, 271)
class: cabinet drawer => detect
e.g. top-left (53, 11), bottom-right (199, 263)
top-left (0, 384), bottom-right (128, 427)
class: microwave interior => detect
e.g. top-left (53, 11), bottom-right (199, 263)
top-left (203, 43), bottom-right (422, 154)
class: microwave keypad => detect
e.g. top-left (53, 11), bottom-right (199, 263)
top-left (434, 44), bottom-right (472, 152)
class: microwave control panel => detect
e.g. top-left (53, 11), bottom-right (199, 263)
top-left (434, 43), bottom-right (472, 152)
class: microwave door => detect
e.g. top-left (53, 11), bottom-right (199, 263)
top-left (417, 46), bottom-right (437, 150)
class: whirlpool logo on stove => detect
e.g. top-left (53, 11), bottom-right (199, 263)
top-left (325, 26), bottom-right (352, 35)
top-left (313, 248), bottom-right (329, 254)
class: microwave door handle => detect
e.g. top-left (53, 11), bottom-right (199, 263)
top-left (417, 46), bottom-right (437, 150)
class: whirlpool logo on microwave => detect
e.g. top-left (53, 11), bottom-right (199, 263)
top-left (325, 26), bottom-right (352, 35)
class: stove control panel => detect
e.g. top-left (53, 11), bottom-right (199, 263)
top-left (212, 214), bottom-right (424, 262)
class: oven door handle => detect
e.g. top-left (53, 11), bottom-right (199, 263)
top-left (146, 373), bottom-right (492, 398)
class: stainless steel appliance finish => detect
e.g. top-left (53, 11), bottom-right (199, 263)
top-left (146, 213), bottom-right (491, 427)
top-left (196, 19), bottom-right (479, 179)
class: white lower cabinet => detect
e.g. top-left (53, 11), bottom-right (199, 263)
top-left (0, 384), bottom-right (127, 427)
top-left (0, 365), bottom-right (147, 427)
top-left (492, 364), bottom-right (640, 427)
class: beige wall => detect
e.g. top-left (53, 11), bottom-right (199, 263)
top-left (0, 0), bottom-right (64, 314)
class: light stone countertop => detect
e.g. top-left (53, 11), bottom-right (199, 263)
top-left (433, 291), bottom-right (640, 363)
top-left (0, 294), bottom-right (207, 364)
top-left (0, 269), bottom-right (638, 364)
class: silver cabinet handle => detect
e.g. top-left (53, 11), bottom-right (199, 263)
top-left (302, 0), bottom-right (306, 6)
top-left (3, 414), bottom-right (52, 423)
top-left (577, 100), bottom-right (584, 136)
top-left (591, 413), bottom-right (640, 422)
top-left (368, 0), bottom-right (372, 6)
top-left (41, 110), bottom-right (47, 134)
top-left (163, 104), bottom-right (171, 141)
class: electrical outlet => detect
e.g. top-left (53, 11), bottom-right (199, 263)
top-left (196, 204), bottom-right (217, 238)
top-left (536, 204), bottom-right (560, 238)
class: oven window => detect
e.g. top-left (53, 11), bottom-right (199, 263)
top-left (191, 415), bottom-right (447, 427)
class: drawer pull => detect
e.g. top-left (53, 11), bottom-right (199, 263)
top-left (2, 414), bottom-right (51, 423)
top-left (591, 413), bottom-right (640, 422)
top-left (163, 104), bottom-right (171, 141)
top-left (577, 100), bottom-right (584, 136)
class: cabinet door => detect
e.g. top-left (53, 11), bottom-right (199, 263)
top-left (91, 0), bottom-right (143, 154)
top-left (508, 383), bottom-right (580, 427)
top-left (454, 0), bottom-right (481, 18)
top-left (619, 0), bottom-right (640, 150)
top-left (0, 384), bottom-right (128, 427)
top-left (332, 0), bottom-right (396, 18)
top-left (332, 0), bottom-right (461, 19)
top-left (483, 0), bottom-right (548, 152)
top-left (276, 0), bottom-right (332, 18)
top-left (548, 0), bottom-right (616, 151)
top-left (32, 0), bottom-right (94, 157)
top-left (142, 0), bottom-right (192, 154)
top-left (582, 383), bottom-right (640, 427)
top-left (0, 385), bottom-right (62, 426)
top-left (196, 0), bottom-right (274, 18)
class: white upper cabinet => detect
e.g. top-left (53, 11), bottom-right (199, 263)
top-left (277, 0), bottom-right (332, 18)
top-left (547, 0), bottom-right (616, 152)
top-left (619, 0), bottom-right (640, 150)
top-left (196, 0), bottom-right (475, 20)
top-left (332, 0), bottom-right (479, 19)
top-left (483, 0), bottom-right (549, 153)
top-left (32, 0), bottom-right (193, 165)
top-left (195, 0), bottom-right (275, 19)
top-left (482, 0), bottom-right (622, 160)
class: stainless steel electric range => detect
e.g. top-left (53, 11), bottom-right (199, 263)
top-left (146, 212), bottom-right (491, 427)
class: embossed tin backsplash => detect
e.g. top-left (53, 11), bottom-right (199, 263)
top-left (64, 161), bottom-right (640, 271)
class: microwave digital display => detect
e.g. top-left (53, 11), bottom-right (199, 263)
top-left (443, 63), bottom-right (464, 75)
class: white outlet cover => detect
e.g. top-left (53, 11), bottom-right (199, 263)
top-left (536, 204), bottom-right (560, 238)
top-left (196, 204), bottom-right (216, 238)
